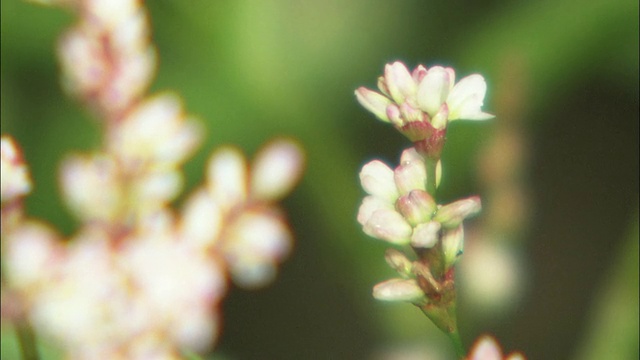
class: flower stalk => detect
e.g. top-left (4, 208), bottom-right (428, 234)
top-left (356, 61), bottom-right (493, 357)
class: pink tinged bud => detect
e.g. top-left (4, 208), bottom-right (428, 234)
top-left (412, 65), bottom-right (428, 83)
top-left (393, 157), bottom-right (427, 195)
top-left (362, 208), bottom-right (412, 245)
top-left (1, 137), bottom-right (32, 202)
top-left (410, 221), bottom-right (441, 248)
top-left (384, 61), bottom-right (417, 104)
top-left (180, 190), bottom-right (222, 248)
top-left (416, 66), bottom-right (452, 117)
top-left (359, 160), bottom-right (399, 203)
top-left (468, 335), bottom-right (503, 360)
top-left (447, 74), bottom-right (494, 121)
top-left (384, 248), bottom-right (413, 278)
top-left (442, 225), bottom-right (464, 270)
top-left (355, 87), bottom-right (392, 123)
top-left (207, 147), bottom-right (248, 212)
top-left (372, 278), bottom-right (425, 303)
top-left (250, 139), bottom-right (305, 202)
top-left (396, 190), bottom-right (436, 226)
top-left (399, 147), bottom-right (424, 165)
top-left (435, 196), bottom-right (482, 229)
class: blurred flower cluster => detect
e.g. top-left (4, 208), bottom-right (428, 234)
top-left (1, 0), bottom-right (303, 358)
top-left (467, 336), bottom-right (524, 360)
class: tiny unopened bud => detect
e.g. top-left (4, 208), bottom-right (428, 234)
top-left (434, 196), bottom-right (482, 229)
top-left (384, 62), bottom-right (417, 104)
top-left (372, 278), bottom-right (425, 303)
top-left (396, 190), bottom-right (436, 226)
top-left (393, 160), bottom-right (426, 195)
top-left (384, 249), bottom-right (413, 277)
top-left (442, 225), bottom-right (464, 270)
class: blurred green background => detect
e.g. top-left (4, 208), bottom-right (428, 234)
top-left (1, 0), bottom-right (638, 359)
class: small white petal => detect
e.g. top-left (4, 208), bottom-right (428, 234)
top-left (363, 208), bottom-right (412, 245)
top-left (355, 87), bottom-right (392, 122)
top-left (447, 74), bottom-right (494, 121)
top-left (359, 160), bottom-right (398, 202)
top-left (410, 221), bottom-right (441, 248)
top-left (207, 147), bottom-right (248, 211)
top-left (356, 196), bottom-right (393, 226)
top-left (416, 66), bottom-right (452, 117)
top-left (399, 147), bottom-right (424, 165)
top-left (250, 139), bottom-right (304, 201)
top-left (435, 196), bottom-right (482, 229)
top-left (442, 225), bottom-right (465, 270)
top-left (372, 278), bottom-right (424, 302)
top-left (384, 61), bottom-right (417, 104)
top-left (394, 158), bottom-right (427, 195)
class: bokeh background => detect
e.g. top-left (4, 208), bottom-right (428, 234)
top-left (1, 0), bottom-right (638, 359)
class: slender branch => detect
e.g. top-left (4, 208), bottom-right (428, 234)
top-left (448, 329), bottom-right (466, 359)
top-left (15, 323), bottom-right (39, 360)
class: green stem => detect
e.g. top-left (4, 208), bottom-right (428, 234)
top-left (15, 323), bottom-right (39, 360)
top-left (448, 329), bottom-right (466, 359)
top-left (425, 157), bottom-right (438, 199)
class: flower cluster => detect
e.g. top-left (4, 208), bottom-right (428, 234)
top-left (3, 140), bottom-right (303, 358)
top-left (1, 0), bottom-right (304, 358)
top-left (358, 148), bottom-right (481, 303)
top-left (355, 61), bottom-right (496, 357)
top-left (356, 62), bottom-right (492, 159)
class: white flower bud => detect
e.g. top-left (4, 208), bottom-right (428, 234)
top-left (442, 225), bottom-right (465, 270)
top-left (373, 278), bottom-right (425, 303)
top-left (384, 248), bottom-right (413, 277)
top-left (435, 196), bottom-right (482, 229)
